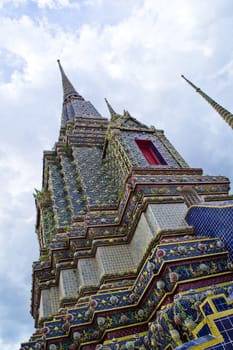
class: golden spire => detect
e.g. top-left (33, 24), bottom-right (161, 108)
top-left (181, 75), bottom-right (233, 130)
top-left (57, 59), bottom-right (84, 102)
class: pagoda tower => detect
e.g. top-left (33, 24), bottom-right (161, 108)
top-left (20, 64), bottom-right (233, 350)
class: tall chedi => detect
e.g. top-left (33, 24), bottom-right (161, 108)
top-left (20, 63), bottom-right (233, 350)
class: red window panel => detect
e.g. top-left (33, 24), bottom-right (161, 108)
top-left (135, 139), bottom-right (167, 165)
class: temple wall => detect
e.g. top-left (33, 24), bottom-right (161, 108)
top-left (148, 203), bottom-right (188, 235)
top-left (129, 212), bottom-right (154, 265)
top-left (97, 245), bottom-right (136, 274)
top-left (59, 269), bottom-right (79, 298)
top-left (39, 286), bottom-right (59, 320)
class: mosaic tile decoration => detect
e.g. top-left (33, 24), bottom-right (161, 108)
top-left (78, 258), bottom-right (102, 286)
top-left (62, 100), bottom-right (102, 125)
top-left (59, 269), bottom-right (79, 298)
top-left (39, 287), bottom-right (60, 318)
top-left (213, 315), bottom-right (233, 349)
top-left (60, 155), bottom-right (87, 217)
top-left (50, 286), bottom-right (60, 315)
top-left (72, 146), bottom-right (119, 207)
top-left (118, 131), bottom-right (181, 168)
top-left (150, 203), bottom-right (188, 231)
top-left (39, 289), bottom-right (50, 318)
top-left (97, 245), bottom-right (136, 274)
top-left (129, 212), bottom-right (154, 265)
top-left (175, 292), bottom-right (233, 350)
top-left (186, 203), bottom-right (233, 261)
top-left (26, 237), bottom-right (230, 340)
top-left (48, 164), bottom-right (71, 227)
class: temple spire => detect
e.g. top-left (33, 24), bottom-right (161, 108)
top-left (181, 75), bottom-right (233, 130)
top-left (57, 59), bottom-right (84, 102)
top-left (104, 98), bottom-right (119, 119)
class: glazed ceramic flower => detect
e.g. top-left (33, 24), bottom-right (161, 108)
top-left (92, 330), bottom-right (100, 339)
top-left (170, 329), bottom-right (181, 342)
top-left (137, 309), bottom-right (144, 318)
top-left (89, 299), bottom-right (98, 308)
top-left (120, 314), bottom-right (129, 323)
top-left (95, 345), bottom-right (103, 350)
top-left (126, 341), bottom-right (135, 350)
top-left (156, 249), bottom-right (166, 259)
top-left (184, 319), bottom-right (196, 330)
top-left (198, 243), bottom-right (207, 252)
top-left (169, 272), bottom-right (179, 283)
top-left (49, 345), bottom-right (57, 350)
top-left (199, 263), bottom-right (209, 272)
top-left (97, 316), bottom-right (106, 326)
top-left (146, 261), bottom-right (155, 272)
top-left (110, 295), bottom-right (119, 305)
top-left (177, 245), bottom-right (187, 255)
top-left (65, 313), bottom-right (73, 321)
top-left (156, 280), bottom-right (165, 290)
top-left (42, 327), bottom-right (49, 334)
top-left (69, 344), bottom-right (77, 350)
top-left (129, 293), bottom-right (136, 301)
top-left (73, 331), bottom-right (81, 340)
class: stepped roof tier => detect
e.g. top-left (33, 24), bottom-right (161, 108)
top-left (20, 64), bottom-right (233, 350)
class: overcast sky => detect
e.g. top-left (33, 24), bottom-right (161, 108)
top-left (0, 0), bottom-right (233, 349)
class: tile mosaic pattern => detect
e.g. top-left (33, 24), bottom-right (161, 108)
top-left (21, 234), bottom-right (232, 349)
top-left (214, 315), bottom-right (233, 349)
top-left (39, 289), bottom-right (50, 319)
top-left (62, 100), bottom-right (101, 125)
top-left (118, 131), bottom-right (181, 168)
top-left (59, 269), bottom-right (79, 298)
top-left (150, 203), bottom-right (188, 231)
top-left (157, 130), bottom-right (189, 168)
top-left (60, 155), bottom-right (87, 217)
top-left (50, 287), bottom-right (60, 315)
top-left (97, 245), bottom-right (136, 274)
top-left (149, 284), bottom-right (233, 350)
top-left (130, 212), bottom-right (154, 264)
top-left (48, 164), bottom-right (71, 227)
top-left (41, 206), bottom-right (56, 245)
top-left (78, 258), bottom-right (102, 286)
top-left (176, 293), bottom-right (233, 350)
top-left (72, 146), bottom-right (119, 207)
top-left (39, 287), bottom-right (60, 318)
top-left (186, 203), bottom-right (233, 261)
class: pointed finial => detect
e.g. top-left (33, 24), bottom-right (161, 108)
top-left (123, 110), bottom-right (131, 118)
top-left (182, 75), bottom-right (233, 130)
top-left (181, 75), bottom-right (201, 91)
top-left (57, 59), bottom-right (84, 102)
top-left (104, 98), bottom-right (119, 119)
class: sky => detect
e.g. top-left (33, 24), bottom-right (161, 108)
top-left (0, 0), bottom-right (233, 348)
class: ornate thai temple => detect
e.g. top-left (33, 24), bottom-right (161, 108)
top-left (20, 62), bottom-right (233, 350)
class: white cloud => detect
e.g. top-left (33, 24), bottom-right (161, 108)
top-left (0, 0), bottom-right (80, 8)
top-left (0, 338), bottom-right (21, 350)
top-left (35, 0), bottom-right (80, 9)
top-left (0, 0), bottom-right (26, 8)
